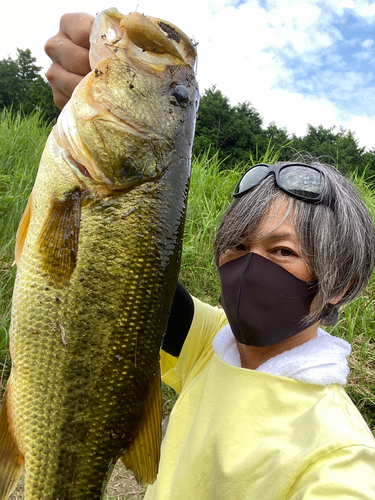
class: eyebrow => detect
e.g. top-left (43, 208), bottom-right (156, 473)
top-left (266, 232), bottom-right (297, 241)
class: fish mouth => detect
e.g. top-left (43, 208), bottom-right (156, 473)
top-left (89, 9), bottom-right (197, 71)
top-left (55, 9), bottom-right (198, 193)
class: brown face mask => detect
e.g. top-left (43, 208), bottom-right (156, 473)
top-left (219, 253), bottom-right (319, 347)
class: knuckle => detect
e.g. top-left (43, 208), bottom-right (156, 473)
top-left (45, 67), bottom-right (53, 83)
top-left (44, 36), bottom-right (57, 57)
top-left (60, 13), bottom-right (74, 28)
top-left (55, 95), bottom-right (67, 109)
top-left (45, 66), bottom-right (59, 86)
top-left (53, 88), bottom-right (69, 110)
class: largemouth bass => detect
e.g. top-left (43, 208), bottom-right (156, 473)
top-left (0, 8), bottom-right (198, 499)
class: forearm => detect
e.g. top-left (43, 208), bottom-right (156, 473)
top-left (162, 282), bottom-right (194, 357)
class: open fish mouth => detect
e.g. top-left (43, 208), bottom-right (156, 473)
top-left (89, 9), bottom-right (197, 71)
top-left (53, 8), bottom-right (199, 192)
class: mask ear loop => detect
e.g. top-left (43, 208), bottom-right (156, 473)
top-left (236, 253), bottom-right (254, 346)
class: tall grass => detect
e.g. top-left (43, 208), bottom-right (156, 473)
top-left (0, 110), bottom-right (52, 357)
top-left (179, 152), bottom-right (238, 303)
top-left (0, 111), bottom-right (374, 434)
top-left (326, 173), bottom-right (375, 429)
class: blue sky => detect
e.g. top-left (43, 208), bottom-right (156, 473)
top-left (1, 0), bottom-right (375, 149)
top-left (271, 8), bottom-right (375, 119)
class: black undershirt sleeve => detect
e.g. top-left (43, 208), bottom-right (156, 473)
top-left (161, 282), bottom-right (195, 357)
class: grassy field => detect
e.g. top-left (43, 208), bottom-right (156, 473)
top-left (1, 111), bottom-right (374, 497)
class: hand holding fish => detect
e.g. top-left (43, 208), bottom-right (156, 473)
top-left (45, 13), bottom-right (93, 109)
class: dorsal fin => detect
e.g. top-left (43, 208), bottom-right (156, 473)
top-left (121, 369), bottom-right (162, 484)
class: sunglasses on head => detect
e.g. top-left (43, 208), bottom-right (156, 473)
top-left (233, 163), bottom-right (327, 205)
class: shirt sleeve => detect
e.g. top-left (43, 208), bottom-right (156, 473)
top-left (160, 296), bottom-right (228, 394)
top-left (287, 444), bottom-right (375, 499)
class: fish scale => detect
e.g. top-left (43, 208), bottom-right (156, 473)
top-left (0, 8), bottom-right (198, 499)
top-left (9, 163), bottom-right (183, 498)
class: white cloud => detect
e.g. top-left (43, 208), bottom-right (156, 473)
top-left (356, 0), bottom-right (375, 18)
top-left (361, 38), bottom-right (374, 49)
top-left (250, 88), bottom-right (340, 137)
top-left (344, 115), bottom-right (375, 149)
top-left (354, 51), bottom-right (371, 61)
top-left (258, 1), bottom-right (340, 56)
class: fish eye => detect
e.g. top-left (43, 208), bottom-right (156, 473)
top-left (170, 85), bottom-right (190, 106)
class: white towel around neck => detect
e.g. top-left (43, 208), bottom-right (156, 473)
top-left (212, 325), bottom-right (351, 386)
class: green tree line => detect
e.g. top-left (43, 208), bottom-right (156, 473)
top-left (193, 86), bottom-right (375, 178)
top-left (0, 49), bottom-right (59, 123)
top-left (2, 50), bottom-right (375, 179)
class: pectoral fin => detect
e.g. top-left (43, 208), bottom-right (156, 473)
top-left (0, 386), bottom-right (24, 499)
top-left (37, 187), bottom-right (81, 285)
top-left (121, 370), bottom-right (162, 484)
top-left (15, 193), bottom-right (33, 266)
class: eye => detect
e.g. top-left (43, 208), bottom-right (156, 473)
top-left (170, 85), bottom-right (190, 107)
top-left (275, 248), bottom-right (295, 257)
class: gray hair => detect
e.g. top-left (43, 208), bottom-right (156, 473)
top-left (214, 161), bottom-right (375, 326)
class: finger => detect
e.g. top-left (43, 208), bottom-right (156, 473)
top-left (45, 13), bottom-right (94, 76)
top-left (45, 34), bottom-right (91, 76)
top-left (60, 13), bottom-right (94, 48)
top-left (45, 62), bottom-right (85, 109)
top-left (50, 87), bottom-right (71, 111)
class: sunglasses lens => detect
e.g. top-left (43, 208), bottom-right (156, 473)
top-left (234, 165), bottom-right (269, 195)
top-left (279, 166), bottom-right (323, 200)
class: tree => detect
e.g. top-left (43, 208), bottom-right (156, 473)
top-left (291, 125), bottom-right (367, 176)
top-left (0, 57), bottom-right (19, 109)
top-left (0, 49), bottom-right (59, 122)
top-left (362, 149), bottom-right (375, 179)
top-left (226, 101), bottom-right (267, 163)
top-left (192, 86), bottom-right (374, 179)
top-left (265, 123), bottom-right (291, 161)
top-left (193, 86), bottom-right (273, 166)
top-left (193, 86), bottom-right (234, 157)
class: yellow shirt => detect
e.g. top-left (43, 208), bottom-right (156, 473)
top-left (145, 298), bottom-right (375, 499)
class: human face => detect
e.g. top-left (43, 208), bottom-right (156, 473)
top-left (219, 199), bottom-right (314, 283)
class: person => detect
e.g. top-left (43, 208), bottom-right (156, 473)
top-left (45, 14), bottom-right (375, 498)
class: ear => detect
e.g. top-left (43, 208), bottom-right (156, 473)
top-left (329, 294), bottom-right (345, 305)
top-left (329, 280), bottom-right (354, 305)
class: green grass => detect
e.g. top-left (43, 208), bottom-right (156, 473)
top-left (179, 151), bottom-right (239, 304)
top-left (0, 109), bottom-right (51, 341)
top-left (0, 111), bottom-right (375, 436)
top-left (327, 277), bottom-right (375, 429)
top-left (0, 110), bottom-right (52, 392)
